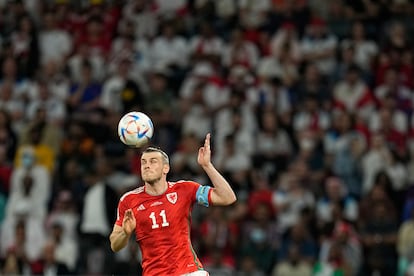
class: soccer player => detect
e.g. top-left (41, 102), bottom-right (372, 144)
top-left (109, 133), bottom-right (237, 275)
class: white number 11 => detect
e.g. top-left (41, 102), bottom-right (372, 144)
top-left (149, 210), bottom-right (170, 229)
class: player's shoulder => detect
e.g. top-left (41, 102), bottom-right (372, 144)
top-left (119, 186), bottom-right (145, 202)
top-left (168, 180), bottom-right (200, 188)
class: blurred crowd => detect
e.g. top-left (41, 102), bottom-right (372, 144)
top-left (1, 0), bottom-right (414, 275)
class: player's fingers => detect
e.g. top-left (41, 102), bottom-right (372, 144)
top-left (205, 133), bottom-right (210, 147)
top-left (125, 209), bottom-right (132, 218)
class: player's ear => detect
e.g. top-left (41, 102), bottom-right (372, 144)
top-left (163, 164), bottom-right (170, 174)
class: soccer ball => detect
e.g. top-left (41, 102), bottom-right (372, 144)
top-left (118, 111), bottom-right (154, 148)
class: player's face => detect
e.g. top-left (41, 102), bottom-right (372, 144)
top-left (141, 152), bottom-right (169, 184)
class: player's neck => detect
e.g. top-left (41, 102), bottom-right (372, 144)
top-left (145, 180), bottom-right (168, 196)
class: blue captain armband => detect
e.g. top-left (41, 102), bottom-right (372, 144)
top-left (196, 185), bottom-right (211, 207)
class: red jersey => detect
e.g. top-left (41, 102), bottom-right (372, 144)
top-left (115, 181), bottom-right (211, 276)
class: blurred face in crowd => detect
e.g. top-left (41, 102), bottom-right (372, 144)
top-left (304, 63), bottom-right (320, 83)
top-left (371, 185), bottom-right (387, 201)
top-left (384, 68), bottom-right (398, 87)
top-left (0, 81), bottom-right (13, 101)
top-left (2, 57), bottom-right (17, 78)
top-left (326, 177), bottom-right (343, 201)
top-left (352, 22), bottom-right (365, 40)
top-left (287, 245), bottom-right (301, 264)
top-left (345, 69), bottom-right (359, 85)
top-left (87, 19), bottom-right (103, 36)
top-left (43, 243), bottom-right (56, 264)
top-left (231, 29), bottom-right (244, 46)
top-left (149, 73), bottom-right (167, 93)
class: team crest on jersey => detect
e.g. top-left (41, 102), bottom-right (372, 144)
top-left (166, 192), bottom-right (178, 204)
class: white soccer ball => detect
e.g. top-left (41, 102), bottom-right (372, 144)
top-left (118, 111), bottom-right (154, 148)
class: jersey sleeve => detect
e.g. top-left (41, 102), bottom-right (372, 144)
top-left (180, 180), bottom-right (212, 207)
top-left (115, 194), bottom-right (129, 227)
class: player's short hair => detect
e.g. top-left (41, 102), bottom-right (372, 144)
top-left (143, 147), bottom-right (169, 164)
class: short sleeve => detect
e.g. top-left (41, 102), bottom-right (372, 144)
top-left (176, 180), bottom-right (212, 207)
top-left (115, 196), bottom-right (129, 227)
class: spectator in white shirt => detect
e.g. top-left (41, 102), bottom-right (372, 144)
top-left (341, 21), bottom-right (378, 72)
top-left (301, 18), bottom-right (338, 77)
top-left (374, 66), bottom-right (413, 116)
top-left (238, 0), bottom-right (271, 29)
top-left (189, 22), bottom-right (224, 65)
top-left (5, 147), bottom-right (50, 221)
top-left (222, 28), bottom-right (259, 70)
top-left (0, 81), bottom-right (24, 130)
top-left (151, 20), bottom-right (189, 69)
top-left (26, 79), bottom-right (66, 125)
top-left (122, 0), bottom-right (158, 39)
top-left (39, 11), bottom-right (72, 66)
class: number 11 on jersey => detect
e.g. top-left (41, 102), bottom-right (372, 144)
top-left (149, 210), bottom-right (170, 229)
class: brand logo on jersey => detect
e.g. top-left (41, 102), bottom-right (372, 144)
top-left (166, 192), bottom-right (177, 204)
top-left (150, 201), bottom-right (163, 207)
top-left (137, 204), bottom-right (146, 211)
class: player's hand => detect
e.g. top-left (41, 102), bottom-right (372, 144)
top-left (197, 133), bottom-right (212, 168)
top-left (122, 209), bottom-right (136, 236)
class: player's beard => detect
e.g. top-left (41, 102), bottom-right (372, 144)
top-left (142, 174), bottom-right (162, 186)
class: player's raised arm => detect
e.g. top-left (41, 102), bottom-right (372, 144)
top-left (197, 133), bottom-right (237, 206)
top-left (110, 209), bottom-right (136, 252)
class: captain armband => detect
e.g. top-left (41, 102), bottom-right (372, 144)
top-left (196, 185), bottom-right (211, 207)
